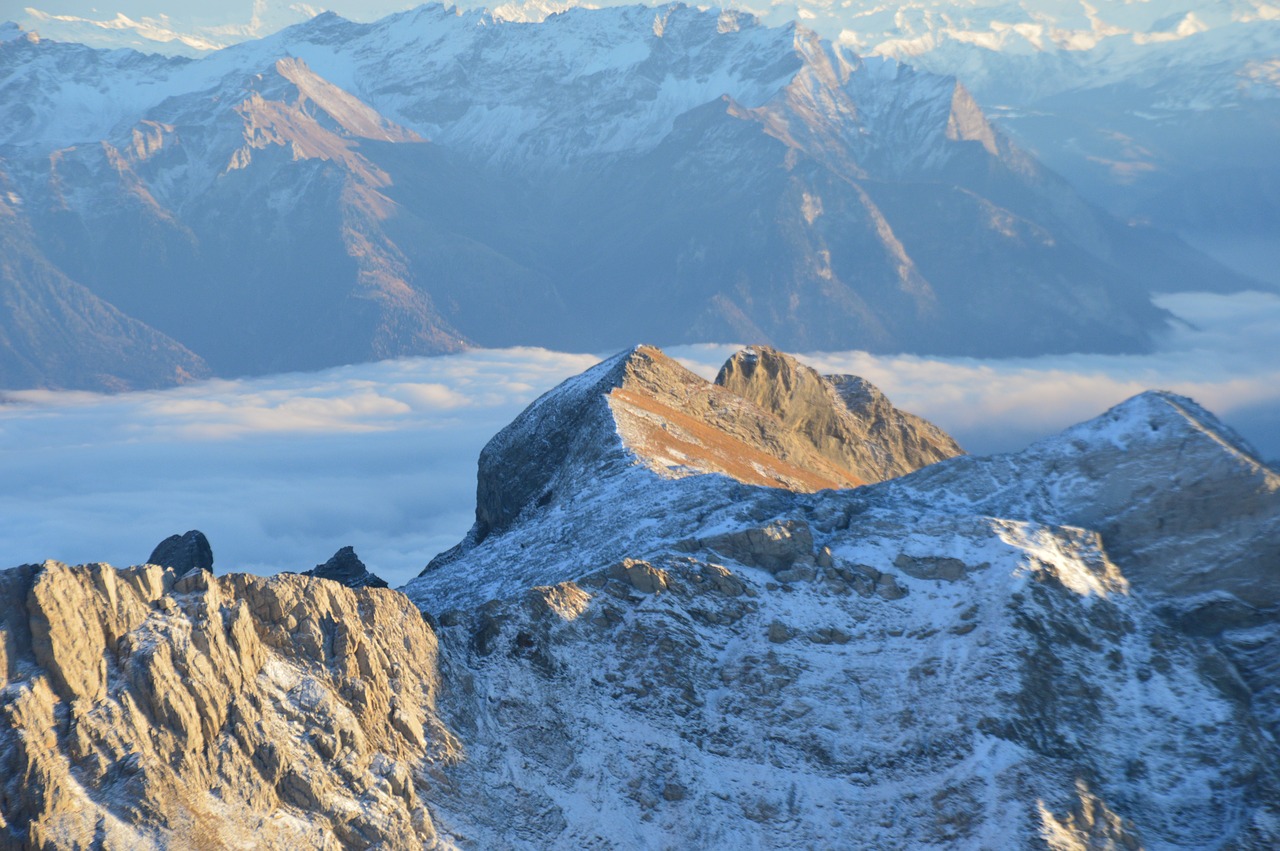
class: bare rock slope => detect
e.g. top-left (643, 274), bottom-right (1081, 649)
top-left (0, 563), bottom-right (455, 849)
top-left (716, 346), bottom-right (963, 482)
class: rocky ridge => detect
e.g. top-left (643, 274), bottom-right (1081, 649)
top-left (0, 562), bottom-right (454, 849)
top-left (3, 346), bottom-right (1279, 848)
top-left (0, 178), bottom-right (209, 392)
top-left (717, 346), bottom-right (963, 482)
top-left (426, 345), bottom-right (961, 601)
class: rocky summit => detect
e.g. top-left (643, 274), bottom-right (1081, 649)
top-left (305, 546), bottom-right (389, 590)
top-left (427, 345), bottom-right (962, 600)
top-left (716, 346), bottom-right (963, 482)
top-left (145, 529), bottom-right (214, 577)
top-left (2, 346), bottom-right (1279, 849)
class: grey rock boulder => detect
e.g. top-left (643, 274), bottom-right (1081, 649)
top-left (146, 530), bottom-right (213, 577)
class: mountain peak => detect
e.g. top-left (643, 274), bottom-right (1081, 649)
top-left (714, 345), bottom-right (963, 482)
top-left (456, 344), bottom-right (960, 559)
top-left (304, 546), bottom-right (388, 589)
top-left (1052, 389), bottom-right (1272, 471)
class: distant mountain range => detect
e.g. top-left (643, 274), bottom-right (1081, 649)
top-left (0, 4), bottom-right (1263, 390)
top-left (798, 0), bottom-right (1280, 269)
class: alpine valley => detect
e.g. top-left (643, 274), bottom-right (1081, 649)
top-left (0, 4), bottom-right (1261, 390)
top-left (2, 345), bottom-right (1278, 848)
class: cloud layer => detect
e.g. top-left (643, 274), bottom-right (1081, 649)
top-left (2, 292), bottom-right (1276, 589)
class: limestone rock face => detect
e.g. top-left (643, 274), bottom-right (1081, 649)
top-left (715, 346), bottom-right (963, 483)
top-left (305, 546), bottom-right (388, 589)
top-left (825, 373), bottom-right (965, 475)
top-left (145, 529), bottom-right (213, 576)
top-left (0, 561), bottom-right (456, 850)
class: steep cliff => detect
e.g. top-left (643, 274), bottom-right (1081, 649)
top-left (715, 346), bottom-right (963, 482)
top-left (0, 563), bottom-right (455, 849)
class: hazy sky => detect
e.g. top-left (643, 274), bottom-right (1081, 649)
top-left (1, 291), bottom-right (1276, 589)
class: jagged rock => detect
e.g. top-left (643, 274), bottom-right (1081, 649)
top-left (466, 345), bottom-right (877, 546)
top-left (826, 374), bottom-right (966, 475)
top-left (702, 521), bottom-right (816, 575)
top-left (146, 529), bottom-right (213, 576)
top-left (607, 559), bottom-right (669, 594)
top-left (304, 546), bottom-right (388, 589)
top-left (716, 346), bottom-right (963, 483)
top-left (0, 561), bottom-right (456, 850)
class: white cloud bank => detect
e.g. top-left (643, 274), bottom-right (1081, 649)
top-left (1, 292), bottom-right (1277, 589)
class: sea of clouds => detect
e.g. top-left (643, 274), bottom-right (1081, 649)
top-left (2, 291), bottom-right (1277, 588)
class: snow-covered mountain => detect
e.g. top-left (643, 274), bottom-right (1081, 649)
top-left (0, 4), bottom-right (1260, 388)
top-left (403, 345), bottom-right (1279, 847)
top-left (15, 0), bottom-right (1274, 268)
top-left (4, 345), bottom-right (1277, 847)
top-left (752, 0), bottom-right (1280, 275)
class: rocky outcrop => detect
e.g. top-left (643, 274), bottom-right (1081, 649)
top-left (826, 373), bottom-right (965, 474)
top-left (146, 529), bottom-right (213, 576)
top-left (304, 546), bottom-right (388, 589)
top-left (0, 561), bottom-right (455, 850)
top-left (469, 345), bottom-right (881, 545)
top-left (424, 345), bottom-right (957, 596)
top-left (715, 346), bottom-right (963, 483)
top-left (606, 346), bottom-right (876, 490)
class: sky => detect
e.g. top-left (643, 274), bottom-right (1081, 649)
top-left (3, 1), bottom-right (418, 50)
top-left (1, 291), bottom-right (1276, 589)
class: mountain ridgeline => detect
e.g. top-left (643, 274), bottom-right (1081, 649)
top-left (0, 3), bottom-right (1259, 389)
top-left (2, 345), bottom-right (1279, 847)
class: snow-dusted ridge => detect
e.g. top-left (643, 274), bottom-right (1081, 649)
top-left (4, 4), bottom-right (814, 163)
top-left (398, 347), bottom-right (1280, 846)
